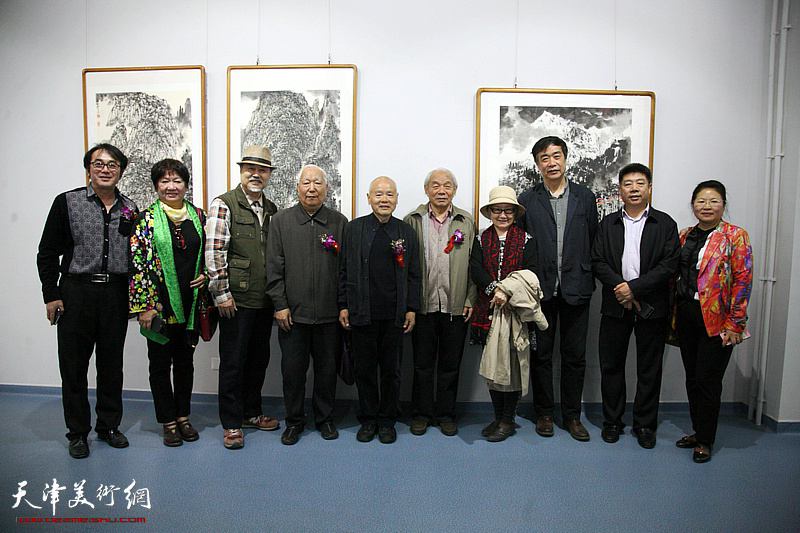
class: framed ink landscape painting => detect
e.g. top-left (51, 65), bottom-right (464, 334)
top-left (228, 65), bottom-right (358, 218)
top-left (475, 89), bottom-right (655, 221)
top-left (83, 66), bottom-right (207, 210)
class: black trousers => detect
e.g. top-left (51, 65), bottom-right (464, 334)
top-left (218, 306), bottom-right (273, 429)
top-left (531, 292), bottom-right (589, 422)
top-left (278, 322), bottom-right (339, 428)
top-left (677, 300), bottom-right (734, 446)
top-left (410, 312), bottom-right (469, 424)
top-left (598, 312), bottom-right (667, 431)
top-left (351, 320), bottom-right (403, 427)
top-left (57, 276), bottom-right (128, 440)
top-left (147, 323), bottom-right (196, 424)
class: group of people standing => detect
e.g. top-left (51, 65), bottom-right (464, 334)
top-left (37, 136), bottom-right (752, 465)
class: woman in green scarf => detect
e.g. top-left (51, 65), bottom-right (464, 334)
top-left (130, 159), bottom-right (206, 447)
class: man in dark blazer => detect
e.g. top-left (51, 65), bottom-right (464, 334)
top-left (518, 136), bottom-right (598, 441)
top-left (339, 177), bottom-right (421, 444)
top-left (591, 163), bottom-right (679, 449)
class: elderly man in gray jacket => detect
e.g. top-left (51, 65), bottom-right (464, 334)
top-left (266, 164), bottom-right (348, 445)
top-left (404, 168), bottom-right (476, 436)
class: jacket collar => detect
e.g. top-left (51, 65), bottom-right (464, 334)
top-left (291, 202), bottom-right (329, 225)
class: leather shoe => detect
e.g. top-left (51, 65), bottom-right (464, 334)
top-left (487, 423), bottom-right (516, 442)
top-left (693, 443), bottom-right (712, 463)
top-left (481, 420), bottom-right (501, 437)
top-left (634, 428), bottom-right (657, 449)
top-left (378, 426), bottom-right (397, 444)
top-left (318, 421), bottom-right (339, 440)
top-left (97, 429), bottom-right (129, 448)
top-left (281, 425), bottom-right (303, 446)
top-left (177, 419), bottom-right (199, 442)
top-left (565, 420), bottom-right (590, 441)
top-left (676, 434), bottom-right (697, 449)
top-left (163, 424), bottom-right (183, 447)
top-left (601, 425), bottom-right (623, 443)
top-left (439, 420), bottom-right (458, 436)
top-left (535, 416), bottom-right (555, 437)
top-left (410, 419), bottom-right (428, 436)
top-left (68, 436), bottom-right (89, 459)
top-left (357, 424), bottom-right (377, 442)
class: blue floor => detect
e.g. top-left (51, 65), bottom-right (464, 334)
top-left (1, 388), bottom-right (798, 532)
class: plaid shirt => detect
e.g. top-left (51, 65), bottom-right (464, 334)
top-left (204, 186), bottom-right (267, 305)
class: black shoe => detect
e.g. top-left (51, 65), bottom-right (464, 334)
top-left (676, 434), bottom-right (697, 449)
top-left (68, 436), bottom-right (89, 459)
top-left (378, 426), bottom-right (397, 444)
top-left (481, 420), bottom-right (501, 437)
top-left (357, 424), bottom-right (377, 442)
top-left (97, 429), bottom-right (129, 448)
top-left (633, 428), bottom-right (657, 449)
top-left (601, 425), bottom-right (623, 443)
top-left (487, 423), bottom-right (516, 442)
top-left (693, 443), bottom-right (713, 463)
top-left (281, 425), bottom-right (303, 446)
top-left (318, 421), bottom-right (339, 440)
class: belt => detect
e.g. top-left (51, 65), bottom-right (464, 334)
top-left (68, 273), bottom-right (127, 283)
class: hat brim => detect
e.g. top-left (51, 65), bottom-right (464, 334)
top-left (237, 158), bottom-right (277, 169)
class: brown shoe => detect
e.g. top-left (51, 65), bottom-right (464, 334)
top-left (481, 420), bottom-right (501, 437)
top-left (242, 415), bottom-right (280, 431)
top-left (176, 419), bottom-right (199, 442)
top-left (487, 422), bottom-right (516, 442)
top-left (410, 419), bottom-right (428, 436)
top-left (439, 420), bottom-right (458, 436)
top-left (565, 419), bottom-right (590, 441)
top-left (535, 416), bottom-right (555, 437)
top-left (223, 429), bottom-right (244, 449)
top-left (163, 424), bottom-right (183, 447)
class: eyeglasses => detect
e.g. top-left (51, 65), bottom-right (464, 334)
top-left (693, 199), bottom-right (722, 207)
top-left (489, 207), bottom-right (516, 215)
top-left (173, 226), bottom-right (186, 249)
top-left (90, 161), bottom-right (120, 171)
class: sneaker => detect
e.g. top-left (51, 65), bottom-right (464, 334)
top-left (242, 415), bottom-right (280, 431)
top-left (318, 421), bottom-right (339, 440)
top-left (281, 425), bottom-right (303, 446)
top-left (410, 419), bottom-right (428, 436)
top-left (357, 424), bottom-right (377, 442)
top-left (223, 429), bottom-right (244, 449)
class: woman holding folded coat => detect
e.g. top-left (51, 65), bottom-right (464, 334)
top-left (130, 159), bottom-right (206, 447)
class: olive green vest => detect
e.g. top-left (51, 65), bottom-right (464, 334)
top-left (218, 186), bottom-right (275, 309)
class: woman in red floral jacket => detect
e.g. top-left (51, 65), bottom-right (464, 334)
top-left (673, 180), bottom-right (753, 463)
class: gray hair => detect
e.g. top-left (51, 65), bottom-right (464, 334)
top-left (423, 167), bottom-right (458, 189)
top-left (296, 164), bottom-right (328, 185)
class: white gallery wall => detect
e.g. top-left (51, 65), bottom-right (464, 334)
top-left (1, 0), bottom-right (797, 422)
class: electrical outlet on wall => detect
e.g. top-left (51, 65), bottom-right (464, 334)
top-left (211, 358), bottom-right (220, 371)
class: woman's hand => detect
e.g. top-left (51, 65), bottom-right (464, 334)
top-left (138, 309), bottom-right (158, 330)
top-left (721, 330), bottom-right (743, 346)
top-left (491, 288), bottom-right (509, 308)
top-left (189, 273), bottom-right (206, 289)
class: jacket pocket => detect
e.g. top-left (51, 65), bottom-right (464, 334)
top-left (229, 257), bottom-right (251, 292)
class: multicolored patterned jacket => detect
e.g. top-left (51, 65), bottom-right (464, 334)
top-left (675, 220), bottom-right (753, 337)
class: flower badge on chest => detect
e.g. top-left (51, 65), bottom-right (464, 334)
top-left (444, 229), bottom-right (464, 254)
top-left (391, 239), bottom-right (406, 268)
top-left (119, 206), bottom-right (135, 236)
top-left (320, 234), bottom-right (340, 254)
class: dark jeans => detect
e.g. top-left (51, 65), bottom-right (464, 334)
top-left (598, 312), bottom-right (667, 431)
top-left (351, 320), bottom-right (403, 427)
top-left (278, 322), bottom-right (339, 428)
top-left (489, 389), bottom-right (521, 425)
top-left (57, 276), bottom-right (128, 440)
top-left (218, 305), bottom-right (273, 429)
top-left (410, 312), bottom-right (469, 424)
top-left (147, 323), bottom-right (196, 423)
top-left (531, 292), bottom-right (589, 422)
top-left (677, 300), bottom-right (734, 445)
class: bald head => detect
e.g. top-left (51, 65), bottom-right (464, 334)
top-left (367, 176), bottom-right (398, 222)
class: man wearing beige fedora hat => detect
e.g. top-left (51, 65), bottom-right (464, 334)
top-left (205, 145), bottom-right (281, 449)
top-left (518, 136), bottom-right (598, 442)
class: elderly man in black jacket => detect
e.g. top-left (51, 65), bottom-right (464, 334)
top-left (339, 177), bottom-right (421, 444)
top-left (592, 163), bottom-right (679, 449)
top-left (266, 164), bottom-right (348, 446)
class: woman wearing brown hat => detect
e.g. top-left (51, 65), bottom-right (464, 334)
top-left (470, 186), bottom-right (538, 441)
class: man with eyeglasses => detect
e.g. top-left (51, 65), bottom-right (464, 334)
top-left (205, 145), bottom-right (281, 449)
top-left (517, 136), bottom-right (598, 442)
top-left (37, 143), bottom-right (138, 458)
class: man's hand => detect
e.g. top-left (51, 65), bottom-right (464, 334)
top-left (614, 282), bottom-right (634, 304)
top-left (339, 309), bottom-right (351, 330)
top-left (462, 307), bottom-right (473, 322)
top-left (275, 308), bottom-right (292, 332)
top-left (218, 298), bottom-right (237, 319)
top-left (138, 309), bottom-right (158, 330)
top-left (403, 311), bottom-right (416, 333)
top-left (46, 300), bottom-right (64, 325)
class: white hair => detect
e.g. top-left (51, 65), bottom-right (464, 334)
top-left (296, 164), bottom-right (328, 185)
top-left (423, 168), bottom-right (458, 189)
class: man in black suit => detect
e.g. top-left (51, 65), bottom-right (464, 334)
top-left (591, 163), bottom-right (680, 448)
top-left (518, 136), bottom-right (598, 441)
